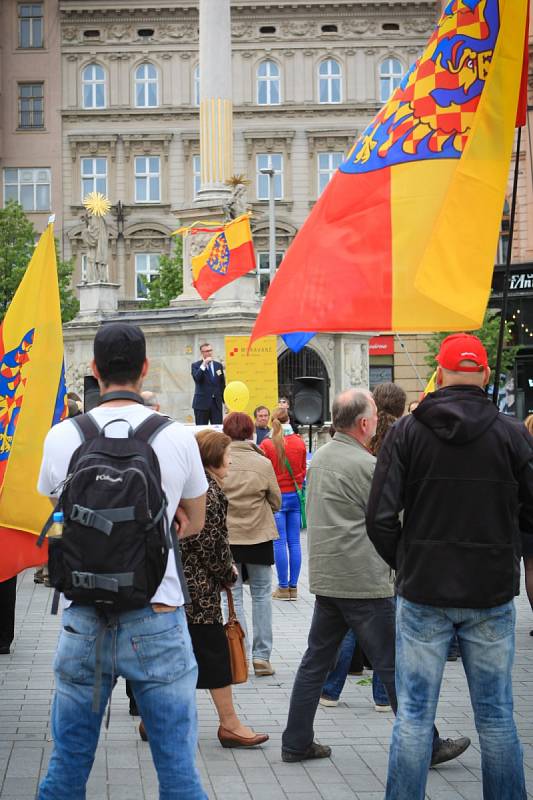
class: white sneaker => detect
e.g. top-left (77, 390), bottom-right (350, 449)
top-left (374, 704), bottom-right (392, 712)
top-left (319, 696), bottom-right (338, 707)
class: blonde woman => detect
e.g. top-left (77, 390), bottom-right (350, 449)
top-left (260, 407), bottom-right (307, 600)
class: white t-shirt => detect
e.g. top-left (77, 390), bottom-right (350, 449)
top-left (37, 404), bottom-right (208, 607)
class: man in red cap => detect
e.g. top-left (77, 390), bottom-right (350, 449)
top-left (366, 333), bottom-right (533, 800)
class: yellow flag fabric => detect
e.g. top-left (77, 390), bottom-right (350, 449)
top-left (0, 222), bottom-right (64, 539)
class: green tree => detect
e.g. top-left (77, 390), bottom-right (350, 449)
top-left (423, 309), bottom-right (520, 379)
top-left (145, 238), bottom-right (183, 308)
top-left (0, 201), bottom-right (79, 322)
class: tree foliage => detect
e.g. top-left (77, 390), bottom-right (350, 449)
top-left (0, 201), bottom-right (79, 322)
top-left (423, 309), bottom-right (520, 379)
top-left (145, 238), bottom-right (183, 308)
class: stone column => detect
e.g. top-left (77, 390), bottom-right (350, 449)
top-left (197, 0), bottom-right (233, 202)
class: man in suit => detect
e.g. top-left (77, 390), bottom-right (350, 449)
top-left (191, 342), bottom-right (226, 424)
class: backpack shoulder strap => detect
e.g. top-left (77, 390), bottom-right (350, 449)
top-left (134, 414), bottom-right (174, 445)
top-left (71, 413), bottom-right (101, 443)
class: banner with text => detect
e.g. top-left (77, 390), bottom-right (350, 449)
top-left (225, 335), bottom-right (278, 419)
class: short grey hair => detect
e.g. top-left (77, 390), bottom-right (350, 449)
top-left (332, 389), bottom-right (373, 431)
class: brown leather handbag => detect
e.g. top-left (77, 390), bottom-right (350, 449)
top-left (224, 588), bottom-right (248, 684)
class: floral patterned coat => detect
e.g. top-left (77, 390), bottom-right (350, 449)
top-left (181, 472), bottom-right (235, 625)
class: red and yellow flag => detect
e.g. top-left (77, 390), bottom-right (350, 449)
top-left (251, 0), bottom-right (527, 344)
top-left (186, 214), bottom-right (256, 301)
top-left (0, 221), bottom-right (66, 581)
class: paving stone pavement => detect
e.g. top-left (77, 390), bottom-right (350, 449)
top-left (1, 535), bottom-right (532, 800)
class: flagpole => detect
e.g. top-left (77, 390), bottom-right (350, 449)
top-left (395, 334), bottom-right (425, 389)
top-left (492, 126), bottom-right (522, 406)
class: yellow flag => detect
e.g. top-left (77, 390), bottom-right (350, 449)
top-left (0, 221), bottom-right (66, 580)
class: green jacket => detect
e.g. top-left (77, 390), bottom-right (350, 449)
top-left (307, 432), bottom-right (394, 599)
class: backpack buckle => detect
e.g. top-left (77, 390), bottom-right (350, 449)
top-left (71, 571), bottom-right (96, 590)
top-left (71, 505), bottom-right (95, 527)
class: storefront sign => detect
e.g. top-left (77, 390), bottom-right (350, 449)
top-left (369, 335), bottom-right (394, 356)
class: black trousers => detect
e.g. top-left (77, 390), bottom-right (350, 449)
top-left (194, 406), bottom-right (223, 425)
top-left (0, 576), bottom-right (17, 648)
top-left (282, 594), bottom-right (440, 755)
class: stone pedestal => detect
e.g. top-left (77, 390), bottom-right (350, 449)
top-left (78, 282), bottom-right (120, 316)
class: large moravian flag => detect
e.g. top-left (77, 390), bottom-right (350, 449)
top-left (0, 221), bottom-right (66, 582)
top-left (250, 0), bottom-right (528, 345)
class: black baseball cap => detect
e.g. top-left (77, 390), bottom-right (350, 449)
top-left (94, 322), bottom-right (146, 376)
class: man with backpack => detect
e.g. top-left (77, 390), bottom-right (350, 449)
top-left (37, 322), bottom-right (208, 800)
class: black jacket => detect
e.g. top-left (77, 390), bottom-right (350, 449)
top-left (366, 385), bottom-right (533, 609)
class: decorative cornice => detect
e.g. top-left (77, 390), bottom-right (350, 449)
top-left (121, 132), bottom-right (173, 160)
top-left (68, 133), bottom-right (119, 161)
top-left (242, 129), bottom-right (295, 158)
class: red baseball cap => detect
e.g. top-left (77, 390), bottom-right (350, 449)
top-left (436, 333), bottom-right (488, 373)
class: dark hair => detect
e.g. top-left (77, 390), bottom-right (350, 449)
top-left (372, 382), bottom-right (406, 418)
top-left (199, 342), bottom-right (212, 352)
top-left (253, 405), bottom-right (269, 418)
top-left (67, 391), bottom-right (81, 402)
top-left (195, 430), bottom-right (231, 469)
top-left (94, 323), bottom-right (146, 386)
top-left (370, 382), bottom-right (407, 456)
top-left (223, 411), bottom-right (254, 441)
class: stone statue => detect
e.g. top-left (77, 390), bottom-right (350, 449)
top-left (223, 182), bottom-right (249, 221)
top-left (82, 210), bottom-right (109, 282)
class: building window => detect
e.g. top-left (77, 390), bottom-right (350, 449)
top-left (192, 154), bottom-right (201, 196)
top-left (134, 63), bottom-right (158, 108)
top-left (81, 157), bottom-right (107, 201)
top-left (318, 59), bottom-right (342, 104)
top-left (4, 167), bottom-right (50, 211)
top-left (18, 3), bottom-right (43, 49)
top-left (497, 199), bottom-right (511, 264)
top-left (317, 152), bottom-right (343, 194)
top-left (135, 253), bottom-right (160, 299)
top-left (257, 251), bottom-right (284, 296)
top-left (18, 83), bottom-right (44, 129)
top-left (194, 64), bottom-right (200, 106)
top-left (82, 64), bottom-right (106, 109)
top-left (257, 60), bottom-right (281, 105)
top-left (256, 153), bottom-right (283, 200)
top-left (380, 58), bottom-right (403, 103)
top-left (134, 156), bottom-right (160, 203)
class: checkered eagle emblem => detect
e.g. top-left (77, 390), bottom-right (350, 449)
top-left (341, 0), bottom-right (500, 174)
top-left (0, 329), bottom-right (35, 461)
top-left (206, 232), bottom-right (230, 275)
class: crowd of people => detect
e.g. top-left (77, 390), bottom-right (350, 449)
top-left (1, 324), bottom-right (532, 800)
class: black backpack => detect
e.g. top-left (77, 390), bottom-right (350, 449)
top-left (41, 407), bottom-right (187, 612)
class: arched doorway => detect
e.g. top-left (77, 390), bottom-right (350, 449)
top-left (277, 346), bottom-right (331, 416)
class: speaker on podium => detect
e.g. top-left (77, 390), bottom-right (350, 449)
top-left (293, 377), bottom-right (326, 426)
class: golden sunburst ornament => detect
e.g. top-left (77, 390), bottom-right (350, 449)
top-left (83, 192), bottom-right (111, 217)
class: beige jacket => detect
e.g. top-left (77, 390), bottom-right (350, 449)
top-left (223, 441), bottom-right (281, 545)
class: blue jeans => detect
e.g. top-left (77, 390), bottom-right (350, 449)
top-left (322, 629), bottom-right (389, 705)
top-left (386, 597), bottom-right (526, 800)
top-left (225, 563), bottom-right (273, 661)
top-left (38, 604), bottom-right (206, 800)
top-left (274, 491), bottom-right (302, 588)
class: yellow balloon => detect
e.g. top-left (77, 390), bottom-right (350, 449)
top-left (224, 381), bottom-right (250, 412)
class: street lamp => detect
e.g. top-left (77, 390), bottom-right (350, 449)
top-left (259, 167), bottom-right (276, 286)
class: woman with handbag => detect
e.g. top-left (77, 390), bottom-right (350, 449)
top-left (222, 412), bottom-right (281, 678)
top-left (260, 407), bottom-right (307, 601)
top-left (139, 429), bottom-right (268, 749)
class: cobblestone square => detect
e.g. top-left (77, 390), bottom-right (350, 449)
top-left (1, 537), bottom-right (532, 800)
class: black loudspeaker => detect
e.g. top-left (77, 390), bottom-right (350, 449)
top-left (83, 375), bottom-right (100, 412)
top-left (293, 377), bottom-right (326, 426)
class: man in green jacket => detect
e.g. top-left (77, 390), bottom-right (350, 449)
top-left (281, 388), bottom-right (470, 767)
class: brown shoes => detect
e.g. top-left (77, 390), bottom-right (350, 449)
top-left (252, 659), bottom-right (275, 676)
top-left (272, 587), bottom-right (290, 600)
top-left (139, 721), bottom-right (148, 741)
top-left (218, 726), bottom-right (269, 748)
top-left (289, 587), bottom-right (297, 600)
